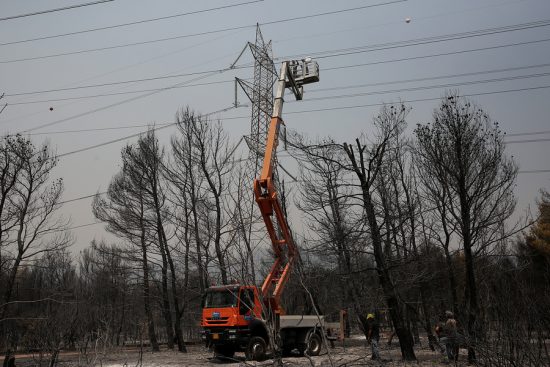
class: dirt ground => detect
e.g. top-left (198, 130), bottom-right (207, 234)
top-left (12, 336), bottom-right (472, 366)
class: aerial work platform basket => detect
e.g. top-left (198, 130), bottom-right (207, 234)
top-left (288, 59), bottom-right (319, 86)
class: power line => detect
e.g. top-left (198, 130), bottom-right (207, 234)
top-left (0, 0), bottom-right (406, 64)
top-left (57, 124), bottom-right (178, 158)
top-left (4, 69), bottom-right (240, 97)
top-left (54, 84), bottom-right (550, 159)
top-left (47, 125), bottom-right (549, 208)
top-left (282, 84), bottom-right (550, 115)
top-left (28, 123), bottom-right (173, 136)
top-left (518, 169), bottom-right (550, 173)
top-left (283, 19), bottom-right (550, 61)
top-left (323, 38), bottom-right (550, 72)
top-left (505, 138), bottom-right (550, 144)
top-left (7, 5), bottom-right (547, 67)
top-left (505, 130), bottom-right (550, 137)
top-left (0, 0), bottom-right (114, 22)
top-left (42, 222), bottom-right (102, 234)
top-left (0, 0), bottom-right (263, 46)
top-left (9, 63), bottom-right (550, 106)
top-left (25, 120), bottom-right (550, 138)
top-left (312, 63), bottom-right (550, 93)
top-left (58, 192), bottom-right (106, 205)
top-left (301, 71), bottom-right (550, 103)
top-left (7, 80), bottom-right (234, 105)
top-left (51, 163), bottom-right (550, 209)
top-left (56, 105), bottom-right (236, 158)
top-left (21, 68), bottom-right (230, 133)
top-left (20, 85), bottom-right (550, 138)
top-left (5, 37), bottom-right (549, 99)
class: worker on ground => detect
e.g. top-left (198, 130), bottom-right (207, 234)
top-left (366, 313), bottom-right (380, 360)
top-left (439, 310), bottom-right (459, 363)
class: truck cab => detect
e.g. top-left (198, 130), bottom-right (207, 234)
top-left (201, 284), bottom-right (324, 360)
top-left (201, 285), bottom-right (269, 359)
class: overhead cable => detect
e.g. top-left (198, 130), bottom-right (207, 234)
top-left (284, 19), bottom-right (550, 61)
top-left (0, 0), bottom-right (263, 46)
top-left (302, 71), bottom-right (550, 102)
top-left (21, 69), bottom-right (231, 133)
top-left (56, 105), bottom-right (236, 158)
top-left (52, 84), bottom-right (550, 158)
top-left (0, 0), bottom-right (114, 22)
top-left (20, 5), bottom-right (550, 66)
top-left (6, 37), bottom-right (550, 98)
top-left (9, 63), bottom-right (550, 106)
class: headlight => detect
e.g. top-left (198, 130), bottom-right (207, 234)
top-left (228, 329), bottom-right (237, 333)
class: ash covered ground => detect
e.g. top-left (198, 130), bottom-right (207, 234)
top-left (16, 336), bottom-right (471, 366)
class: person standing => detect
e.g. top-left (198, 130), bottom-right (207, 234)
top-left (366, 313), bottom-right (381, 360)
top-left (440, 311), bottom-right (458, 362)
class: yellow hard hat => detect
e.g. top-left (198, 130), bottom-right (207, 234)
top-left (367, 313), bottom-right (375, 320)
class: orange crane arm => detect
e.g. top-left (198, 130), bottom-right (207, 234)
top-left (254, 60), bottom-right (318, 312)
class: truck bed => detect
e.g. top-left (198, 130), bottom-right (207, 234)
top-left (280, 315), bottom-right (324, 329)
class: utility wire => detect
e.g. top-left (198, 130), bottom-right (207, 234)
top-left (47, 129), bottom-right (550, 208)
top-left (9, 5), bottom-right (549, 66)
top-left (518, 169), bottom-right (550, 173)
top-left (505, 138), bottom-right (550, 144)
top-left (56, 105), bottom-right (236, 158)
top-left (323, 38), bottom-right (550, 72)
top-left (54, 83), bottom-right (550, 158)
top-left (21, 67), bottom-right (231, 133)
top-left (8, 80), bottom-right (234, 105)
top-left (20, 85), bottom-right (550, 137)
top-left (25, 122), bottom-right (550, 138)
top-left (0, 0), bottom-right (263, 46)
top-left (302, 71), bottom-right (550, 102)
top-left (5, 37), bottom-right (550, 98)
top-left (9, 63), bottom-right (550, 106)
top-left (506, 130), bottom-right (550, 137)
top-left (312, 63), bottom-right (550, 93)
top-left (286, 19), bottom-right (550, 61)
top-left (282, 84), bottom-right (550, 115)
top-left (42, 221), bottom-right (102, 234)
top-left (28, 123), bottom-right (172, 136)
top-left (0, 0), bottom-right (114, 22)
top-left (0, 0), bottom-right (406, 64)
top-left (4, 69), bottom-right (240, 97)
top-left (50, 163), bottom-right (550, 212)
top-left (58, 192), bottom-right (106, 205)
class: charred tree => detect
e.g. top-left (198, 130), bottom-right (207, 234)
top-left (415, 92), bottom-right (518, 363)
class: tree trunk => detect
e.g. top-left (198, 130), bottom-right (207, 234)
top-left (140, 226), bottom-right (159, 352)
top-left (158, 243), bottom-right (175, 350)
top-left (459, 179), bottom-right (478, 363)
top-left (365, 192), bottom-right (416, 360)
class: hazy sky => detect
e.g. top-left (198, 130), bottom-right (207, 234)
top-left (1, 0), bottom-right (549, 252)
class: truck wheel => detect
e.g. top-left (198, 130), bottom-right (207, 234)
top-left (246, 336), bottom-right (267, 361)
top-left (306, 333), bottom-right (322, 356)
top-left (214, 345), bottom-right (235, 359)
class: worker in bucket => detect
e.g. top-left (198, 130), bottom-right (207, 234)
top-left (366, 313), bottom-right (381, 360)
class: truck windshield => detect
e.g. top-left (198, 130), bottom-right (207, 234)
top-left (203, 289), bottom-right (237, 308)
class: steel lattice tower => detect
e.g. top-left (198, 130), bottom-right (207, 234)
top-left (234, 25), bottom-right (277, 284)
top-left (236, 25), bottom-right (277, 170)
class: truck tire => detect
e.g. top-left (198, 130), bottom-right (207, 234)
top-left (306, 333), bottom-right (322, 356)
top-left (246, 336), bottom-right (267, 361)
top-left (214, 344), bottom-right (235, 359)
